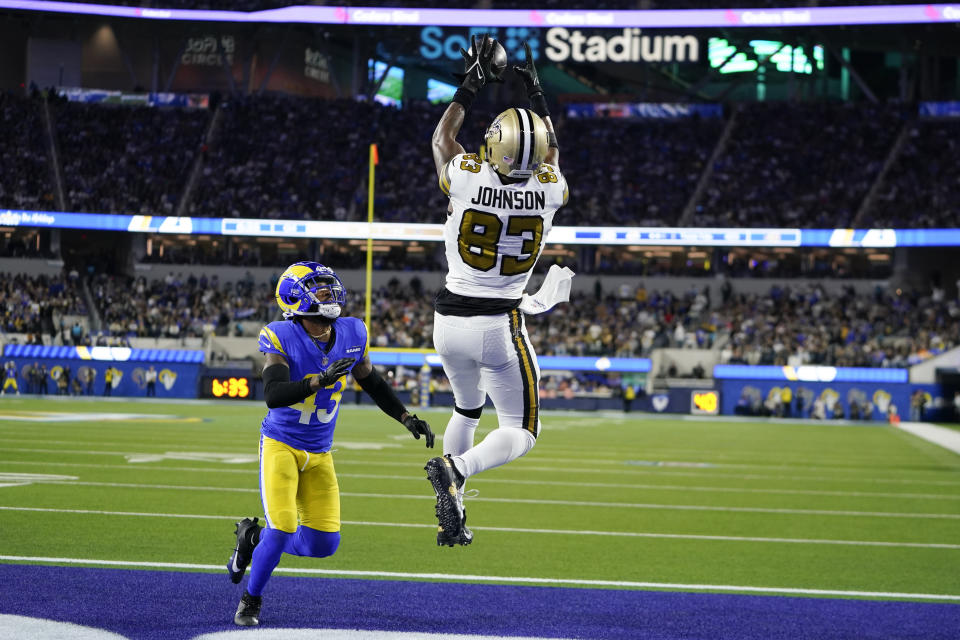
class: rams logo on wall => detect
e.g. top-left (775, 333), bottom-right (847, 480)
top-left (819, 388), bottom-right (839, 410)
top-left (651, 395), bottom-right (670, 412)
top-left (131, 368), bottom-right (147, 389)
top-left (872, 389), bottom-right (892, 414)
top-left (159, 369), bottom-right (177, 390)
top-left (77, 366), bottom-right (96, 385)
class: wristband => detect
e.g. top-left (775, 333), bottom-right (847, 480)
top-left (528, 91), bottom-right (550, 118)
top-left (547, 131), bottom-right (559, 150)
top-left (453, 87), bottom-right (476, 111)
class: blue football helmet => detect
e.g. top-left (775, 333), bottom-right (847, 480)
top-left (275, 262), bottom-right (347, 320)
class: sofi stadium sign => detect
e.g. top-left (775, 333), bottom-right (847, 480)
top-left (545, 28), bottom-right (699, 63)
top-left (420, 26), bottom-right (698, 64)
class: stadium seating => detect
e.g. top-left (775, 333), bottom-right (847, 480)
top-left (693, 102), bottom-right (904, 228)
top-left (13, 95), bottom-right (951, 229)
top-left (0, 94), bottom-right (54, 211)
top-left (861, 120), bottom-right (960, 229)
top-left (0, 272), bottom-right (87, 337)
top-left (89, 271), bottom-right (273, 338)
top-left (54, 100), bottom-right (208, 215)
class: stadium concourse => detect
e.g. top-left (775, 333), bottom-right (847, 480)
top-left (4, 93), bottom-right (960, 229)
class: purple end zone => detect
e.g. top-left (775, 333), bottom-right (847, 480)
top-left (0, 564), bottom-right (958, 640)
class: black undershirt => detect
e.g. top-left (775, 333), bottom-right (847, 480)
top-left (434, 288), bottom-right (522, 317)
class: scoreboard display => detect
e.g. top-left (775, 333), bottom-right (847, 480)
top-left (201, 376), bottom-right (254, 399)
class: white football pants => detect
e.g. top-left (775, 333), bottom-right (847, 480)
top-left (433, 309), bottom-right (539, 478)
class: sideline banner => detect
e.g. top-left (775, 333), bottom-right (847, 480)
top-left (717, 379), bottom-right (941, 422)
top-left (3, 345), bottom-right (204, 398)
top-left (5, 357), bottom-right (201, 398)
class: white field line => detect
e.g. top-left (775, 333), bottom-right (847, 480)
top-left (0, 496), bottom-right (960, 549)
top-left (0, 505), bottom-right (959, 549)
top-left (0, 460), bottom-right (956, 501)
top-left (1, 553), bottom-right (958, 602)
top-left (897, 422), bottom-right (960, 456)
top-left (0, 436), bottom-right (923, 469)
top-left (3, 446), bottom-right (958, 488)
top-left (22, 479), bottom-right (960, 520)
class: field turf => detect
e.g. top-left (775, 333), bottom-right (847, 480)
top-left (0, 396), bottom-right (958, 638)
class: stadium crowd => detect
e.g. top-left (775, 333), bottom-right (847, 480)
top-left (0, 92), bottom-right (946, 230)
top-left (54, 100), bottom-right (208, 215)
top-left (4, 268), bottom-right (952, 371)
top-left (694, 102), bottom-right (904, 228)
top-left (0, 272), bottom-right (87, 336)
top-left (717, 284), bottom-right (960, 368)
top-left (90, 271), bottom-right (274, 338)
top-left (861, 120), bottom-right (960, 229)
top-left (351, 278), bottom-right (958, 368)
top-left (563, 116), bottom-right (722, 227)
top-left (0, 94), bottom-right (54, 211)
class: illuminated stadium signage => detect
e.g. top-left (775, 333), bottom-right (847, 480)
top-left (691, 390), bottom-right (720, 415)
top-left (708, 38), bottom-right (824, 74)
top-left (3, 344), bottom-right (205, 363)
top-left (202, 376), bottom-right (252, 399)
top-left (713, 364), bottom-right (908, 384)
top-left (0, 3), bottom-right (959, 28)
top-left (4, 210), bottom-right (960, 248)
top-left (419, 26), bottom-right (537, 61)
top-left (544, 28), bottom-right (699, 63)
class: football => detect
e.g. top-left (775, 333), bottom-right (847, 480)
top-left (467, 39), bottom-right (508, 81)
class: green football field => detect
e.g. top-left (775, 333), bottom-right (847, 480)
top-left (0, 396), bottom-right (958, 602)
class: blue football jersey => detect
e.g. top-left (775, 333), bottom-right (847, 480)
top-left (258, 316), bottom-right (368, 452)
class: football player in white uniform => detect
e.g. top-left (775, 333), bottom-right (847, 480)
top-left (425, 37), bottom-right (570, 546)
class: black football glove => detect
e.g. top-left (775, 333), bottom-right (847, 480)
top-left (513, 41), bottom-right (543, 97)
top-left (311, 357), bottom-right (354, 390)
top-left (459, 34), bottom-right (496, 94)
top-left (403, 413), bottom-right (435, 448)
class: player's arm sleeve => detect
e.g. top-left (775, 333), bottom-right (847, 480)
top-left (262, 364), bottom-right (314, 409)
top-left (355, 365), bottom-right (408, 423)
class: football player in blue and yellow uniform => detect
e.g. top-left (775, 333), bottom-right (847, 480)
top-left (228, 261), bottom-right (434, 627)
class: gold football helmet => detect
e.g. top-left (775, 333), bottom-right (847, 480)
top-left (483, 107), bottom-right (548, 179)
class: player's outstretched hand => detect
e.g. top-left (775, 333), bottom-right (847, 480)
top-left (514, 41), bottom-right (543, 96)
top-left (459, 34), bottom-right (495, 94)
top-left (403, 414), bottom-right (435, 448)
top-left (311, 357), bottom-right (354, 390)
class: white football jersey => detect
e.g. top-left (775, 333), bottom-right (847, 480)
top-left (439, 153), bottom-right (568, 300)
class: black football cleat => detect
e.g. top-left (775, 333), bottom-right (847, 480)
top-left (437, 508), bottom-right (474, 547)
top-left (425, 456), bottom-right (463, 543)
top-left (227, 517), bottom-right (261, 584)
top-left (234, 590), bottom-right (262, 626)
top-left (458, 509), bottom-right (474, 546)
